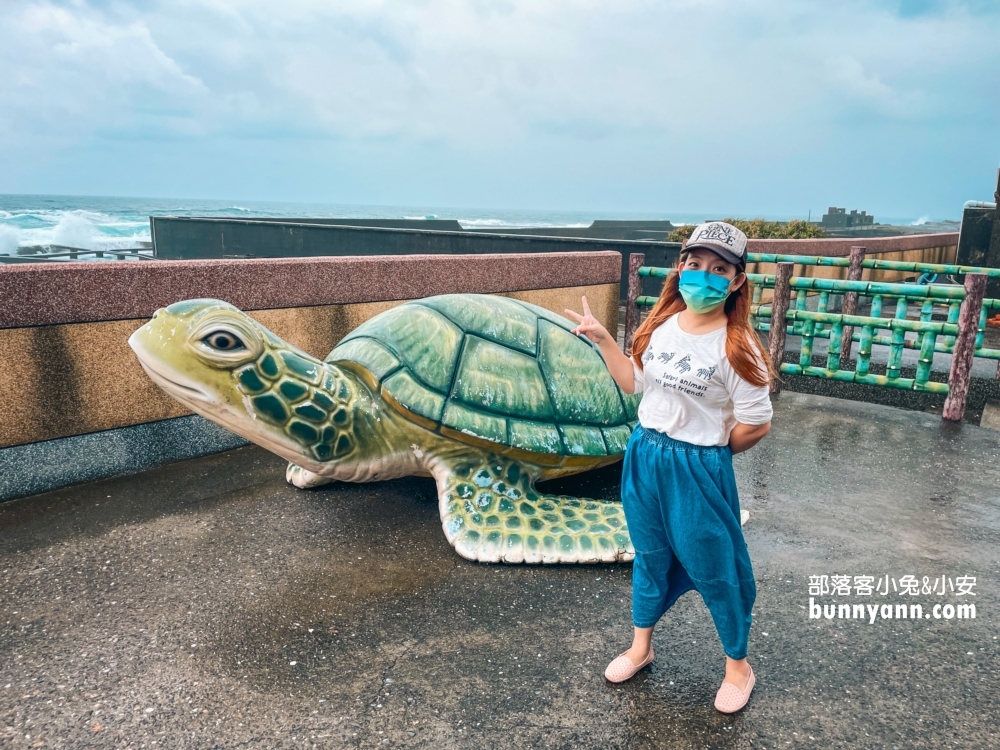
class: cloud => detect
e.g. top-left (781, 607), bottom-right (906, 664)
top-left (3, 1), bottom-right (995, 142)
top-left (895, 0), bottom-right (1000, 19)
top-left (825, 57), bottom-right (897, 102)
top-left (823, 56), bottom-right (925, 117)
top-left (0, 0), bottom-right (997, 214)
top-left (1, 2), bottom-right (208, 136)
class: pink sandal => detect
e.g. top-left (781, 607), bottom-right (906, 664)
top-left (604, 648), bottom-right (654, 683)
top-left (714, 665), bottom-right (755, 713)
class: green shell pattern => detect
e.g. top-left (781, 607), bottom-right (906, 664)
top-left (328, 294), bottom-right (640, 457)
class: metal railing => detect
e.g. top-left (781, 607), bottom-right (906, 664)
top-left (623, 246), bottom-right (1000, 422)
top-left (0, 247), bottom-right (155, 264)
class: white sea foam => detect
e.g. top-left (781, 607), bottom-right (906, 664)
top-left (0, 208), bottom-right (151, 252)
top-left (51, 213), bottom-right (100, 249)
top-left (0, 225), bottom-right (18, 254)
top-left (459, 218), bottom-right (508, 227)
top-left (458, 218), bottom-right (589, 229)
top-left (911, 215), bottom-right (931, 226)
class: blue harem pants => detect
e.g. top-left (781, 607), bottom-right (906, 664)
top-left (621, 425), bottom-right (756, 660)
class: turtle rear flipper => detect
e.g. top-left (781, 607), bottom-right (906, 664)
top-left (430, 453), bottom-right (634, 564)
top-left (286, 463), bottom-right (336, 489)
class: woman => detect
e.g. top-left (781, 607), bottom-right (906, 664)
top-left (564, 221), bottom-right (774, 713)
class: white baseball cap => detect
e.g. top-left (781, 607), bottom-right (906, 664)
top-left (684, 221), bottom-right (748, 266)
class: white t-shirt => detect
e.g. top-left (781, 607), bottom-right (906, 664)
top-left (631, 314), bottom-right (773, 447)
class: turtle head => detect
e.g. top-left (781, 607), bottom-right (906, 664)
top-left (129, 299), bottom-right (358, 471)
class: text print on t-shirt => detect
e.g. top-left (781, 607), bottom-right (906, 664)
top-left (648, 348), bottom-right (717, 398)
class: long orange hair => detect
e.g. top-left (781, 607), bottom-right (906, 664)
top-left (630, 256), bottom-right (776, 387)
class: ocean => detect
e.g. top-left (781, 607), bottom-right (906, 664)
top-left (0, 194), bottom-right (955, 258)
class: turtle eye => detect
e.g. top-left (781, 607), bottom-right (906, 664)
top-left (202, 330), bottom-right (246, 351)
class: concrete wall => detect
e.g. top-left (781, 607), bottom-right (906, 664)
top-left (745, 233), bottom-right (959, 279)
top-left (0, 252), bottom-right (621, 501)
top-left (742, 233), bottom-right (959, 303)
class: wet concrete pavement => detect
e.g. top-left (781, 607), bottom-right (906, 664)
top-left (2, 392), bottom-right (999, 749)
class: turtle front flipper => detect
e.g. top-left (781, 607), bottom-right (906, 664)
top-left (429, 453), bottom-right (633, 564)
top-left (286, 463), bottom-right (336, 489)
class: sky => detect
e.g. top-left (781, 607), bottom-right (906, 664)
top-left (0, 0), bottom-right (998, 219)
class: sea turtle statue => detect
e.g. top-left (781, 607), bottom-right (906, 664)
top-left (129, 294), bottom-right (639, 564)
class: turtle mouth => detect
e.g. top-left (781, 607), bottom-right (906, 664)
top-left (138, 360), bottom-right (210, 402)
top-left (129, 334), bottom-right (210, 403)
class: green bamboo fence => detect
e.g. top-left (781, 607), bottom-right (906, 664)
top-left (633, 260), bottom-right (999, 394)
top-left (742, 275), bottom-right (1000, 364)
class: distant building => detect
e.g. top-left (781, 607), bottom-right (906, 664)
top-left (821, 207), bottom-right (875, 228)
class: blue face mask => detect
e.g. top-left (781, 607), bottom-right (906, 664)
top-left (678, 270), bottom-right (734, 313)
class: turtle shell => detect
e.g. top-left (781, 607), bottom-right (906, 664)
top-left (328, 294), bottom-right (640, 457)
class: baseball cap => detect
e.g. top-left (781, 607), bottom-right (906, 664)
top-left (683, 221), bottom-right (748, 266)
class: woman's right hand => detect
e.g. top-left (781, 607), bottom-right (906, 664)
top-left (564, 295), bottom-right (637, 393)
top-left (564, 296), bottom-right (612, 345)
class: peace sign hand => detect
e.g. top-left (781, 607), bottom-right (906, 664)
top-left (564, 296), bottom-right (612, 345)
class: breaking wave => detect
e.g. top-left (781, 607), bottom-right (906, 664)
top-left (0, 208), bottom-right (149, 254)
top-left (0, 225), bottom-right (18, 254)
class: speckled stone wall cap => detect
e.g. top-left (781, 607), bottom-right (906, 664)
top-left (0, 251), bottom-right (622, 329)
